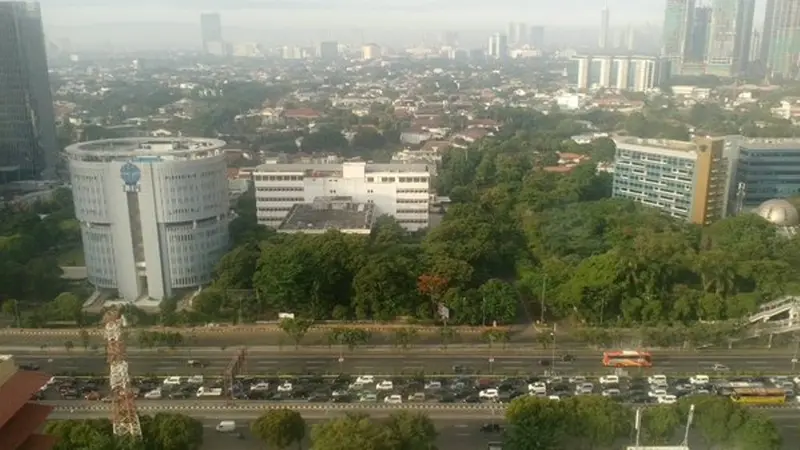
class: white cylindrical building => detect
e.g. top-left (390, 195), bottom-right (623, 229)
top-left (66, 137), bottom-right (230, 302)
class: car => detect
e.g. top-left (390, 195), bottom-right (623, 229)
top-left (162, 376), bottom-right (181, 386)
top-left (695, 388), bottom-right (711, 395)
top-left (561, 354), bottom-right (575, 362)
top-left (575, 383), bottom-right (594, 395)
top-left (712, 363), bottom-right (730, 372)
top-left (376, 380), bottom-right (393, 391)
top-left (480, 424), bottom-right (503, 433)
top-left (528, 382), bottom-right (547, 393)
top-left (425, 381), bottom-right (442, 390)
top-left (187, 375), bottom-right (204, 384)
top-left (359, 393), bottom-right (378, 403)
top-left (250, 382), bottom-right (270, 391)
top-left (538, 359), bottom-right (551, 367)
top-left (277, 382), bottom-right (293, 393)
top-left (144, 388), bottom-right (162, 399)
top-left (601, 388), bottom-right (621, 397)
top-left (479, 389), bottom-right (499, 400)
top-left (647, 375), bottom-right (668, 386)
top-left (648, 389), bottom-right (668, 399)
top-left (356, 375), bottom-right (375, 384)
top-left (187, 360), bottom-right (205, 368)
top-left (84, 391), bottom-right (101, 401)
top-left (690, 374), bottom-right (710, 385)
top-left (568, 376), bottom-right (587, 384)
top-left (658, 395), bottom-right (678, 404)
top-left (548, 395), bottom-right (561, 401)
top-left (599, 375), bottom-right (620, 386)
top-left (384, 394), bottom-right (403, 404)
top-left (408, 392), bottom-right (426, 402)
top-left (19, 363), bottom-right (40, 371)
top-left (169, 391), bottom-right (190, 399)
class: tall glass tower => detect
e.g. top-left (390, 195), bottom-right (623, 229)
top-left (661, 0), bottom-right (696, 74)
top-left (0, 1), bottom-right (57, 181)
top-left (706, 0), bottom-right (755, 77)
top-left (763, 0), bottom-right (800, 79)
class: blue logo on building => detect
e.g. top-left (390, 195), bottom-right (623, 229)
top-left (120, 162), bottom-right (141, 186)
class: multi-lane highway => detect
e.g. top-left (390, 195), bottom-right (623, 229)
top-left (14, 349), bottom-right (800, 375)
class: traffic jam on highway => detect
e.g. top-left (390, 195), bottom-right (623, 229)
top-left (29, 350), bottom-right (800, 407)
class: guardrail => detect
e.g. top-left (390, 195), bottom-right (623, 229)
top-left (47, 401), bottom-right (797, 413)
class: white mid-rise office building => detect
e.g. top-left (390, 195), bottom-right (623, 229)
top-left (252, 162), bottom-right (431, 231)
top-left (66, 137), bottom-right (230, 302)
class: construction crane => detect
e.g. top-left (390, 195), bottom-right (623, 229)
top-left (104, 308), bottom-right (142, 438)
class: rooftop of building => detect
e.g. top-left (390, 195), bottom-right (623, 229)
top-left (734, 137), bottom-right (800, 149)
top-left (0, 357), bottom-right (55, 450)
top-left (254, 161), bottom-right (431, 175)
top-left (614, 137), bottom-right (720, 156)
top-left (278, 196), bottom-right (376, 233)
top-left (572, 53), bottom-right (660, 60)
top-left (65, 137), bottom-right (227, 159)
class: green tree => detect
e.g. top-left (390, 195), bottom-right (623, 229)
top-left (384, 411), bottom-right (438, 450)
top-left (278, 318), bottom-right (315, 349)
top-left (51, 292), bottom-right (85, 326)
top-left (639, 406), bottom-right (681, 445)
top-left (311, 414), bottom-right (388, 450)
top-left (140, 413), bottom-right (204, 450)
top-left (477, 279), bottom-right (518, 325)
top-left (251, 408), bottom-right (307, 450)
top-left (504, 396), bottom-right (568, 450)
top-left (561, 396), bottom-right (630, 449)
top-left (2, 299), bottom-right (20, 327)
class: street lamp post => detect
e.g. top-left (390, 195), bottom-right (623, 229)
top-left (550, 324), bottom-right (557, 370)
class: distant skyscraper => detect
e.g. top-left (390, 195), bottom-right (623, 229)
top-left (763, 0), bottom-right (800, 79)
top-left (517, 23), bottom-right (529, 46)
top-left (529, 26), bottom-right (545, 48)
top-left (599, 6), bottom-right (611, 49)
top-left (0, 1), bottom-right (57, 181)
top-left (625, 26), bottom-right (636, 50)
top-left (488, 33), bottom-right (508, 60)
top-left (507, 22), bottom-right (518, 45)
top-left (442, 31), bottom-right (459, 47)
top-left (319, 41), bottom-right (339, 60)
top-left (362, 43), bottom-right (381, 60)
top-left (661, 0), bottom-right (695, 74)
top-left (200, 12), bottom-right (222, 53)
top-left (749, 30), bottom-right (761, 62)
top-left (688, 6), bottom-right (711, 61)
top-left (706, 0), bottom-right (755, 77)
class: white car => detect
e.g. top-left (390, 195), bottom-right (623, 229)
top-left (648, 389), bottom-right (668, 399)
top-left (568, 376), bottom-right (587, 384)
top-left (479, 389), bottom-right (499, 400)
top-left (359, 393), bottom-right (377, 403)
top-left (690, 374), bottom-right (710, 385)
top-left (575, 383), bottom-right (594, 395)
top-left (384, 394), bottom-right (403, 404)
top-left (528, 382), bottom-right (547, 394)
top-left (658, 394), bottom-right (677, 404)
top-left (793, 376), bottom-right (800, 386)
top-left (250, 382), bottom-right (270, 391)
top-left (770, 376), bottom-right (789, 386)
top-left (187, 375), bottom-right (203, 384)
top-left (276, 382), bottom-right (293, 393)
top-left (695, 388), bottom-right (711, 395)
top-left (424, 381), bottom-right (442, 390)
top-left (356, 375), bottom-right (375, 384)
top-left (376, 380), bottom-right (393, 391)
top-left (599, 375), bottom-right (620, 385)
top-left (144, 388), bottom-right (162, 399)
top-left (162, 376), bottom-right (181, 386)
top-left (548, 395), bottom-right (561, 401)
top-left (648, 375), bottom-right (668, 386)
top-left (712, 363), bottom-right (729, 372)
top-left (602, 388), bottom-right (622, 397)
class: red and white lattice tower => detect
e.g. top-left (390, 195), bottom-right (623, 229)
top-left (104, 309), bottom-right (142, 438)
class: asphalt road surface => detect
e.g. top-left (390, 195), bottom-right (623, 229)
top-left (45, 415), bottom-right (800, 450)
top-left (16, 350), bottom-right (800, 376)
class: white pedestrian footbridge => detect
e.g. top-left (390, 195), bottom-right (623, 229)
top-left (745, 296), bottom-right (800, 336)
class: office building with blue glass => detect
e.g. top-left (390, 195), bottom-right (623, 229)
top-left (725, 137), bottom-right (800, 214)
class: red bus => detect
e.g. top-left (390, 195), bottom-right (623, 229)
top-left (602, 350), bottom-right (652, 368)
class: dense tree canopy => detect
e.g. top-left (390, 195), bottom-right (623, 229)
top-left (310, 412), bottom-right (437, 450)
top-left (504, 395), bottom-right (781, 450)
top-left (203, 108), bottom-right (800, 327)
top-left (45, 414), bottom-right (204, 450)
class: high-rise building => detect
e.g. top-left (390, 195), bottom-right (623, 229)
top-left (573, 54), bottom-right (667, 92)
top-left (507, 22), bottom-right (518, 45)
top-left (0, 1), bottom-right (57, 182)
top-left (529, 26), bottom-right (545, 48)
top-left (705, 0), bottom-right (755, 77)
top-left (763, 0), bottom-right (800, 79)
top-left (661, 0), bottom-right (696, 75)
top-left (362, 43), bottom-right (381, 60)
top-left (319, 41), bottom-right (339, 60)
top-left (612, 137), bottom-right (728, 225)
top-left (749, 29), bottom-right (761, 62)
top-left (442, 31), bottom-right (459, 47)
top-left (489, 33), bottom-right (508, 60)
top-left (688, 6), bottom-right (712, 61)
top-left (517, 23), bottom-right (529, 46)
top-left (599, 6), bottom-right (610, 49)
top-left (725, 136), bottom-right (800, 212)
top-left (200, 12), bottom-right (222, 53)
top-left (66, 137), bottom-right (230, 302)
top-left (625, 26), bottom-right (636, 50)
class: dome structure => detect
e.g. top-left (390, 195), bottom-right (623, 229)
top-left (755, 199), bottom-right (800, 227)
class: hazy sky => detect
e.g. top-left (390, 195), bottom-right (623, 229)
top-left (38, 0), bottom-right (678, 28)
